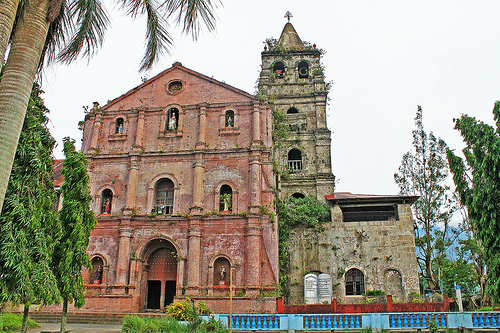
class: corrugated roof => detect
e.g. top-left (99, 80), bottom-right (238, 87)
top-left (326, 192), bottom-right (418, 204)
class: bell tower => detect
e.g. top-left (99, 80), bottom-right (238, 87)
top-left (259, 19), bottom-right (335, 201)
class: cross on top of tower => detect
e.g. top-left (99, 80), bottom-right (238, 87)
top-left (284, 11), bottom-right (293, 22)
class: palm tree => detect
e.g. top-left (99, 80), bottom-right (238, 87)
top-left (0, 0), bottom-right (218, 211)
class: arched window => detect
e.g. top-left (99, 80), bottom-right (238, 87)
top-left (90, 257), bottom-right (104, 284)
top-left (287, 107), bottom-right (298, 114)
top-left (345, 268), bottom-right (365, 295)
top-left (225, 110), bottom-right (234, 127)
top-left (219, 185), bottom-right (233, 212)
top-left (101, 189), bottom-right (113, 215)
top-left (166, 108), bottom-right (179, 131)
top-left (154, 179), bottom-right (174, 215)
top-left (288, 149), bottom-right (303, 171)
top-left (273, 62), bottom-right (285, 78)
top-left (115, 118), bottom-right (124, 134)
top-left (292, 193), bottom-right (305, 199)
top-left (298, 61), bottom-right (309, 78)
top-left (213, 257), bottom-right (230, 286)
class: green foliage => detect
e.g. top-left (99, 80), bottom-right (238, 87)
top-left (447, 101), bottom-right (500, 301)
top-left (364, 290), bottom-right (386, 296)
top-left (122, 314), bottom-right (228, 332)
top-left (272, 109), bottom-right (289, 142)
top-left (0, 313), bottom-right (39, 332)
top-left (276, 196), bottom-right (331, 302)
top-left (0, 82), bottom-right (61, 308)
top-left (53, 138), bottom-right (97, 309)
top-left (395, 106), bottom-right (457, 291)
top-left (427, 320), bottom-right (439, 333)
top-left (166, 297), bottom-right (211, 321)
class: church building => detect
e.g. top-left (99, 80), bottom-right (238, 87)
top-left (76, 21), bottom-right (419, 313)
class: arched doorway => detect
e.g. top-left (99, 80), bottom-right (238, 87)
top-left (145, 241), bottom-right (177, 311)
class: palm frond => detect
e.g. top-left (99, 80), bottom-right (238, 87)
top-left (57, 0), bottom-right (110, 64)
top-left (39, 0), bottom-right (70, 71)
top-left (165, 0), bottom-right (218, 39)
top-left (139, 0), bottom-right (172, 71)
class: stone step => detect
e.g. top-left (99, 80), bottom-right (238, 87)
top-left (19, 312), bottom-right (169, 325)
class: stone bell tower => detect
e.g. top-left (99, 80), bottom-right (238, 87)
top-left (258, 20), bottom-right (335, 201)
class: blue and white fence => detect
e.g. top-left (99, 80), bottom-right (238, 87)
top-left (203, 312), bottom-right (500, 331)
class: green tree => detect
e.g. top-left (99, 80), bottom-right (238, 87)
top-left (0, 82), bottom-right (61, 333)
top-left (276, 196), bottom-right (331, 302)
top-left (394, 106), bottom-right (456, 292)
top-left (52, 137), bottom-right (96, 333)
top-left (0, 0), bottom-right (219, 214)
top-left (447, 101), bottom-right (500, 303)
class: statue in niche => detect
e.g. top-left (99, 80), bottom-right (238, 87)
top-left (95, 266), bottom-right (103, 284)
top-left (168, 113), bottom-right (177, 130)
top-left (219, 266), bottom-right (226, 284)
top-left (103, 198), bottom-right (111, 214)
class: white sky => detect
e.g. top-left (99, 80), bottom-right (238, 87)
top-left (42, 1), bottom-right (500, 196)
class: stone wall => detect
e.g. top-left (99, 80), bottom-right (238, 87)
top-left (288, 203), bottom-right (419, 305)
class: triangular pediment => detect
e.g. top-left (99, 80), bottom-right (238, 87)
top-left (104, 62), bottom-right (255, 110)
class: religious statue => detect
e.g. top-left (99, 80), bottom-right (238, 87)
top-left (168, 113), bottom-right (177, 130)
top-left (117, 123), bottom-right (123, 134)
top-left (219, 266), bottom-right (226, 283)
top-left (103, 198), bottom-right (111, 214)
top-left (225, 113), bottom-right (234, 127)
top-left (95, 266), bottom-right (103, 284)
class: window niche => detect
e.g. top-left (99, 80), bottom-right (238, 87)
top-left (90, 256), bottom-right (104, 284)
top-left (287, 107), bottom-right (299, 114)
top-left (115, 118), bottom-right (124, 134)
top-left (287, 148), bottom-right (303, 171)
top-left (108, 117), bottom-right (127, 141)
top-left (273, 62), bottom-right (285, 78)
top-left (292, 192), bottom-right (305, 199)
top-left (345, 268), bottom-right (365, 296)
top-left (225, 110), bottom-right (235, 127)
top-left (213, 257), bottom-right (231, 286)
top-left (153, 179), bottom-right (174, 215)
top-left (298, 61), bottom-right (309, 78)
top-left (166, 108), bottom-right (179, 131)
top-left (101, 189), bottom-right (113, 215)
top-left (219, 185), bottom-right (233, 212)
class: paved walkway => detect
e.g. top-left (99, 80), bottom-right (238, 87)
top-left (26, 323), bottom-right (122, 333)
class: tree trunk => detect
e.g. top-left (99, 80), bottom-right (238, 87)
top-left (0, 0), bottom-right (20, 62)
top-left (0, 0), bottom-right (50, 211)
top-left (60, 298), bottom-right (68, 333)
top-left (21, 304), bottom-right (29, 333)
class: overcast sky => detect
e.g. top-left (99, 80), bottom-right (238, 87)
top-left (42, 1), bottom-right (500, 196)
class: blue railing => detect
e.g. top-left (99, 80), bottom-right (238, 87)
top-left (204, 311), bottom-right (500, 331)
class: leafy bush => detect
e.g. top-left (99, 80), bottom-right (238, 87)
top-left (122, 315), bottom-right (228, 333)
top-left (0, 313), bottom-right (39, 332)
top-left (166, 298), bottom-right (211, 321)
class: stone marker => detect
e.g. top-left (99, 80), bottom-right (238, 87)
top-left (318, 273), bottom-right (332, 304)
top-left (304, 273), bottom-right (318, 304)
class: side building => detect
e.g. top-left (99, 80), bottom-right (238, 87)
top-left (79, 63), bottom-right (278, 313)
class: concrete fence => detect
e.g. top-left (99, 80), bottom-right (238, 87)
top-left (202, 312), bottom-right (499, 331)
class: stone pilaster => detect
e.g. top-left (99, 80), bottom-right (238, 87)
top-left (116, 222), bottom-right (132, 286)
top-left (124, 154), bottom-right (140, 214)
top-left (245, 216), bottom-right (262, 295)
top-left (186, 216), bottom-right (201, 295)
top-left (133, 109), bottom-right (145, 152)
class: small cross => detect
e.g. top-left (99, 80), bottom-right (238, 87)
top-left (284, 11), bottom-right (293, 22)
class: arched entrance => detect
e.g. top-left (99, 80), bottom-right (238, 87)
top-left (145, 241), bottom-right (177, 311)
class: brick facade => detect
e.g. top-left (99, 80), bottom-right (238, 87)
top-left (80, 63), bottom-right (278, 313)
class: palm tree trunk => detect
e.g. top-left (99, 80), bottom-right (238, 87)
top-left (0, 0), bottom-right (20, 62)
top-left (21, 304), bottom-right (29, 333)
top-left (60, 298), bottom-right (68, 333)
top-left (0, 0), bottom-right (50, 211)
